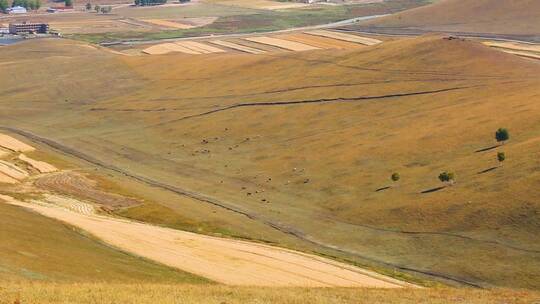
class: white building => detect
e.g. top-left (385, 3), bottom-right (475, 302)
top-left (7, 6), bottom-right (28, 14)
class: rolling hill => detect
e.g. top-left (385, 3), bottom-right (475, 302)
top-left (0, 34), bottom-right (539, 291)
top-left (350, 0), bottom-right (540, 42)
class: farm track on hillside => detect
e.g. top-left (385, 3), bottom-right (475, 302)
top-left (3, 127), bottom-right (536, 287)
top-left (157, 86), bottom-right (481, 125)
top-left (89, 78), bottom-right (487, 112)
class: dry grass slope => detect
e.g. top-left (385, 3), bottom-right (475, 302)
top-left (0, 36), bottom-right (539, 289)
top-left (0, 202), bottom-right (210, 283)
top-left (1, 284), bottom-right (539, 304)
top-left (355, 0), bottom-right (540, 40)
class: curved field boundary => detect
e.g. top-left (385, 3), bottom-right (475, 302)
top-left (209, 40), bottom-right (266, 54)
top-left (275, 33), bottom-right (357, 50)
top-left (176, 41), bottom-right (226, 54)
top-left (245, 37), bottom-right (319, 52)
top-left (1, 195), bottom-right (409, 288)
top-left (143, 43), bottom-right (201, 55)
top-left (306, 30), bottom-right (382, 46)
top-left (0, 160), bottom-right (29, 180)
top-left (18, 154), bottom-right (57, 173)
top-left (0, 172), bottom-right (18, 184)
top-left (31, 194), bottom-right (96, 215)
top-left (0, 133), bottom-right (35, 152)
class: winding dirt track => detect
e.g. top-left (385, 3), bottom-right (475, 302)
top-left (0, 195), bottom-right (407, 288)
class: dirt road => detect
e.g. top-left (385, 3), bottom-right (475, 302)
top-left (0, 195), bottom-right (408, 288)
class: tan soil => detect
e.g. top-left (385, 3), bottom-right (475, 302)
top-left (35, 172), bottom-right (140, 208)
top-left (175, 41), bottom-right (226, 54)
top-left (305, 30), bottom-right (382, 46)
top-left (1, 195), bottom-right (409, 288)
top-left (0, 172), bottom-right (18, 184)
top-left (18, 154), bottom-right (57, 173)
top-left (245, 37), bottom-right (319, 52)
top-left (0, 161), bottom-right (29, 180)
top-left (209, 40), bottom-right (266, 54)
top-left (0, 133), bottom-right (35, 152)
top-left (483, 41), bottom-right (540, 53)
top-left (275, 33), bottom-right (363, 50)
top-left (33, 194), bottom-right (96, 215)
top-left (143, 43), bottom-right (201, 55)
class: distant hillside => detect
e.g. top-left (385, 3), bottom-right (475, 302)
top-left (349, 0), bottom-right (540, 42)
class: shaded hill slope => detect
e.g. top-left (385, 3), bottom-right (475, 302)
top-left (0, 37), bottom-right (539, 288)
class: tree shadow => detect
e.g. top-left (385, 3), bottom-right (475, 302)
top-left (477, 166), bottom-right (498, 174)
top-left (475, 145), bottom-right (499, 153)
top-left (375, 186), bottom-right (391, 192)
top-left (421, 186), bottom-right (445, 194)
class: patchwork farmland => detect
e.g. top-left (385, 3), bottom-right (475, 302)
top-left (141, 31), bottom-right (376, 55)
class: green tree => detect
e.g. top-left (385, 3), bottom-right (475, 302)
top-left (65, 0), bottom-right (72, 7)
top-left (497, 152), bottom-right (506, 166)
top-left (391, 172), bottom-right (400, 183)
top-left (438, 171), bottom-right (455, 185)
top-left (0, 0), bottom-right (9, 13)
top-left (94, 4), bottom-right (100, 12)
top-left (495, 128), bottom-right (509, 145)
top-left (85, 2), bottom-right (91, 10)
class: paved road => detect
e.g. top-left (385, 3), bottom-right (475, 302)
top-left (102, 14), bottom-right (389, 46)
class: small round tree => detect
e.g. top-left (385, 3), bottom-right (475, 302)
top-left (497, 152), bottom-right (506, 166)
top-left (85, 2), bottom-right (91, 10)
top-left (391, 172), bottom-right (400, 183)
top-left (495, 128), bottom-right (509, 145)
top-left (438, 171), bottom-right (455, 186)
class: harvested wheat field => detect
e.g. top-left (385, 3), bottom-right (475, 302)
top-left (276, 33), bottom-right (364, 50)
top-left (176, 41), bottom-right (226, 54)
top-left (143, 43), bottom-right (200, 55)
top-left (209, 40), bottom-right (266, 54)
top-left (0, 172), bottom-right (18, 184)
top-left (35, 172), bottom-right (140, 208)
top-left (306, 30), bottom-right (382, 45)
top-left (0, 161), bottom-right (29, 180)
top-left (2, 195), bottom-right (407, 288)
top-left (0, 133), bottom-right (35, 152)
top-left (483, 41), bottom-right (540, 60)
top-left (35, 194), bottom-right (96, 215)
top-left (18, 154), bottom-right (57, 173)
top-left (498, 50), bottom-right (540, 60)
top-left (143, 41), bottom-right (226, 55)
top-left (484, 41), bottom-right (540, 53)
top-left (245, 37), bottom-right (319, 51)
top-left (0, 149), bottom-right (9, 158)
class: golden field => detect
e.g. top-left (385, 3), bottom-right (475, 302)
top-left (1, 284), bottom-right (540, 304)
